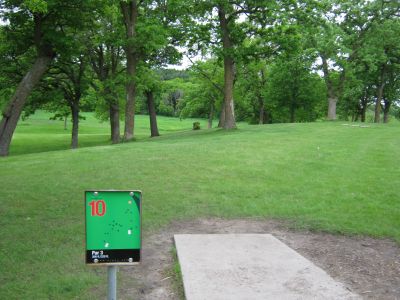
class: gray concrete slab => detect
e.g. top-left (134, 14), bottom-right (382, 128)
top-left (174, 234), bottom-right (360, 300)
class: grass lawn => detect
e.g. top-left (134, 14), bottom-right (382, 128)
top-left (1, 112), bottom-right (399, 299)
top-left (9, 111), bottom-right (209, 155)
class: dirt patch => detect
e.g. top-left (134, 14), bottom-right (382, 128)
top-left (117, 218), bottom-right (400, 299)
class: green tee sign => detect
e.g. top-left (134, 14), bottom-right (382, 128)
top-left (85, 190), bottom-right (142, 265)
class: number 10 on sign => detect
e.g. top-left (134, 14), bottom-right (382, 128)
top-left (89, 200), bottom-right (106, 216)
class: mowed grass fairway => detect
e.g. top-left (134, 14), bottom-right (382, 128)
top-left (8, 111), bottom-right (209, 155)
top-left (1, 112), bottom-right (399, 299)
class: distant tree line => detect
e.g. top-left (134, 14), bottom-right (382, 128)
top-left (0, 0), bottom-right (399, 156)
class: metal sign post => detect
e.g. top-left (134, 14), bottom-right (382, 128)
top-left (85, 190), bottom-right (142, 299)
top-left (108, 265), bottom-right (117, 300)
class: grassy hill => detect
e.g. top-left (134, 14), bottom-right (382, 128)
top-left (9, 111), bottom-right (210, 155)
top-left (1, 112), bottom-right (399, 298)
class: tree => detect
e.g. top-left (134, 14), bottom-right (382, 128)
top-left (179, 60), bottom-right (224, 128)
top-left (90, 3), bottom-right (125, 143)
top-left (161, 77), bottom-right (194, 117)
top-left (357, 19), bottom-right (400, 123)
top-left (0, 0), bottom-right (100, 156)
top-left (119, 0), bottom-right (181, 140)
top-left (0, 4), bottom-right (54, 156)
top-left (304, 0), bottom-right (347, 121)
top-left (235, 61), bottom-right (269, 124)
top-left (341, 0), bottom-right (399, 122)
top-left (50, 55), bottom-right (89, 149)
top-left (136, 66), bottom-right (161, 137)
top-left (266, 56), bottom-right (325, 123)
top-left (306, 0), bottom-right (399, 121)
top-left (382, 67), bottom-right (400, 123)
top-left (120, 0), bottom-right (139, 141)
top-left (182, 1), bottom-right (276, 129)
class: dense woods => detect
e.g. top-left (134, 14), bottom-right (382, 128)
top-left (0, 0), bottom-right (399, 156)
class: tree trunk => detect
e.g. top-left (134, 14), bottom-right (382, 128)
top-left (222, 57), bottom-right (236, 129)
top-left (383, 100), bottom-right (390, 123)
top-left (208, 101), bottom-right (214, 129)
top-left (265, 110), bottom-right (270, 124)
top-left (0, 55), bottom-right (53, 156)
top-left (360, 107), bottom-right (366, 122)
top-left (375, 66), bottom-right (386, 123)
top-left (328, 97), bottom-right (337, 120)
top-left (120, 1), bottom-right (138, 141)
top-left (321, 55), bottom-right (338, 120)
top-left (218, 100), bottom-right (225, 128)
top-left (124, 56), bottom-right (137, 140)
top-left (375, 87), bottom-right (383, 123)
top-left (104, 86), bottom-right (120, 144)
top-left (64, 115), bottom-right (68, 130)
top-left (109, 102), bottom-right (120, 143)
top-left (290, 103), bottom-right (296, 123)
top-left (375, 85), bottom-right (384, 124)
top-left (70, 102), bottom-right (79, 149)
top-left (218, 6), bottom-right (236, 129)
top-left (146, 90), bottom-right (159, 137)
top-left (360, 91), bottom-right (368, 123)
top-left (258, 70), bottom-right (267, 125)
top-left (259, 99), bottom-right (265, 124)
top-left (290, 85), bottom-right (298, 123)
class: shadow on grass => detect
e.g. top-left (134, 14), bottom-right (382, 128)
top-left (9, 128), bottom-right (241, 156)
top-left (9, 134), bottom-right (112, 156)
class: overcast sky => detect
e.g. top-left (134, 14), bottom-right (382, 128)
top-left (167, 55), bottom-right (194, 70)
top-left (166, 48), bottom-right (205, 70)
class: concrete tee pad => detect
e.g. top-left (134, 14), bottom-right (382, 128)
top-left (174, 234), bottom-right (360, 300)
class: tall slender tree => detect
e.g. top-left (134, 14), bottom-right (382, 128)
top-left (120, 0), bottom-right (139, 141)
top-left (90, 4), bottom-right (125, 143)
